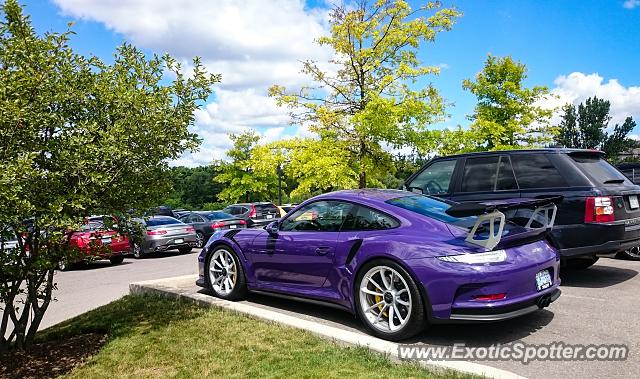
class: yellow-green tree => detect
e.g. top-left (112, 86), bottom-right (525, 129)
top-left (270, 0), bottom-right (460, 188)
top-left (463, 55), bottom-right (554, 150)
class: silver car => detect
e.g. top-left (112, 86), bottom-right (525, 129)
top-left (132, 216), bottom-right (197, 259)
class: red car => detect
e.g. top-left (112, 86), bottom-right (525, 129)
top-left (60, 217), bottom-right (130, 271)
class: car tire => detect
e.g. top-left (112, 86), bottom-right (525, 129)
top-left (132, 243), bottom-right (146, 259)
top-left (204, 244), bottom-right (247, 301)
top-left (565, 256), bottom-right (599, 269)
top-left (616, 246), bottom-right (640, 261)
top-left (354, 259), bottom-right (426, 341)
top-left (195, 232), bottom-right (206, 248)
top-left (178, 246), bottom-right (193, 254)
top-left (109, 255), bottom-right (125, 265)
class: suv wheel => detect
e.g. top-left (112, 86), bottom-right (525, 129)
top-left (616, 246), bottom-right (640, 261)
top-left (132, 243), bottom-right (146, 259)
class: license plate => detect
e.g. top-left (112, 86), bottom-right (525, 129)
top-left (536, 269), bottom-right (552, 291)
top-left (266, 215), bottom-right (273, 219)
top-left (174, 238), bottom-right (184, 244)
top-left (101, 237), bottom-right (111, 245)
top-left (229, 225), bottom-right (237, 229)
top-left (630, 195), bottom-right (639, 209)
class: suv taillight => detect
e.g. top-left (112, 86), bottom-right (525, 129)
top-left (585, 196), bottom-right (615, 223)
top-left (248, 204), bottom-right (257, 218)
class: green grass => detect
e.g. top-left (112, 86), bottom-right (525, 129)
top-left (41, 295), bottom-right (474, 379)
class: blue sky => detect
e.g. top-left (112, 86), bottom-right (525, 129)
top-left (20, 0), bottom-right (640, 166)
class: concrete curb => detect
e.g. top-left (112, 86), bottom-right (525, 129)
top-left (130, 275), bottom-right (526, 379)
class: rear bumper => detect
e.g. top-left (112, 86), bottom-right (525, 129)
top-left (145, 234), bottom-right (197, 253)
top-left (447, 289), bottom-right (561, 322)
top-left (551, 222), bottom-right (640, 258)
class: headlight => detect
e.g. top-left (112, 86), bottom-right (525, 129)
top-left (437, 249), bottom-right (507, 264)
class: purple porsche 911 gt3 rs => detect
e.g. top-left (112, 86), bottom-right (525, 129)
top-left (196, 189), bottom-right (561, 341)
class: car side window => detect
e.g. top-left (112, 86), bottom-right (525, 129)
top-left (341, 206), bottom-right (399, 231)
top-left (190, 214), bottom-right (204, 223)
top-left (280, 201), bottom-right (353, 232)
top-left (496, 156), bottom-right (518, 190)
top-left (461, 156), bottom-right (499, 192)
top-left (408, 159), bottom-right (456, 195)
top-left (511, 154), bottom-right (567, 189)
top-left (461, 155), bottom-right (519, 192)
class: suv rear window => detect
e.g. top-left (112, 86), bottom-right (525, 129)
top-left (511, 154), bottom-right (567, 189)
top-left (570, 154), bottom-right (630, 185)
top-left (256, 204), bottom-right (278, 212)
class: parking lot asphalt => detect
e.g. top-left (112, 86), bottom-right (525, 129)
top-left (40, 249), bottom-right (199, 330)
top-left (45, 252), bottom-right (639, 379)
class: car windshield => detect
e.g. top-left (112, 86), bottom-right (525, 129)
top-left (204, 212), bottom-right (234, 220)
top-left (570, 153), bottom-right (630, 185)
top-left (386, 195), bottom-right (477, 228)
top-left (146, 217), bottom-right (182, 227)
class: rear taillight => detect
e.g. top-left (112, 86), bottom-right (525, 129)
top-left (238, 220), bottom-right (246, 225)
top-left (585, 196), bottom-right (615, 223)
top-left (211, 222), bottom-right (226, 229)
top-left (249, 204), bottom-right (257, 218)
top-left (474, 293), bottom-right (506, 301)
top-left (146, 229), bottom-right (167, 235)
top-left (73, 236), bottom-right (88, 248)
top-left (185, 226), bottom-right (195, 233)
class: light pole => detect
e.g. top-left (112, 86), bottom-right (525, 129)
top-left (276, 163), bottom-right (283, 206)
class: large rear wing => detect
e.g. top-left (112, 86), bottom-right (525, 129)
top-left (445, 197), bottom-right (562, 251)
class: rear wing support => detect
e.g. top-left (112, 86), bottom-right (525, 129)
top-left (465, 210), bottom-right (505, 251)
top-left (462, 202), bottom-right (558, 251)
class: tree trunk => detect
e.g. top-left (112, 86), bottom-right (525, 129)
top-left (359, 171), bottom-right (366, 189)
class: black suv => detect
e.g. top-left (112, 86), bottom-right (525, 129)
top-left (403, 148), bottom-right (640, 266)
top-left (222, 202), bottom-right (280, 228)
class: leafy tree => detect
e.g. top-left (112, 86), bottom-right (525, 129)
top-left (0, 0), bottom-right (218, 351)
top-left (270, 0), bottom-right (460, 188)
top-left (215, 131), bottom-right (279, 203)
top-left (463, 55), bottom-right (554, 149)
top-left (603, 117), bottom-right (637, 161)
top-left (164, 165), bottom-right (224, 209)
top-left (555, 96), bottom-right (637, 161)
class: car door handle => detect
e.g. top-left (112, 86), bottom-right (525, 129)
top-left (315, 247), bottom-right (332, 256)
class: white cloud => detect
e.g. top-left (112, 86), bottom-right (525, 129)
top-left (539, 72), bottom-right (640, 127)
top-left (53, 0), bottom-right (332, 166)
top-left (623, 0), bottom-right (640, 9)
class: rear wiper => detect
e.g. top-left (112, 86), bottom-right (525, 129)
top-left (603, 179), bottom-right (625, 184)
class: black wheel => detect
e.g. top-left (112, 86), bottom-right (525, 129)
top-left (616, 246), bottom-right (640, 261)
top-left (178, 246), bottom-right (193, 254)
top-left (132, 243), bottom-right (146, 259)
top-left (195, 232), bottom-right (206, 248)
top-left (109, 255), bottom-right (125, 265)
top-left (354, 259), bottom-right (426, 341)
top-left (204, 245), bottom-right (247, 300)
top-left (565, 256), bottom-right (599, 269)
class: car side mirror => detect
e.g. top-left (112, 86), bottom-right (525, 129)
top-left (265, 221), bottom-right (279, 236)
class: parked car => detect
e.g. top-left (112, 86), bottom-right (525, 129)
top-left (222, 202), bottom-right (280, 227)
top-left (616, 162), bottom-right (640, 185)
top-left (197, 189), bottom-right (561, 341)
top-left (179, 211), bottom-right (246, 248)
top-left (132, 216), bottom-right (197, 258)
top-left (61, 217), bottom-right (130, 270)
top-left (0, 227), bottom-right (19, 252)
top-left (151, 205), bottom-right (178, 218)
top-left (403, 148), bottom-right (640, 264)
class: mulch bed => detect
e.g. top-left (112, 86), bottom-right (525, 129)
top-left (0, 333), bottom-right (107, 379)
